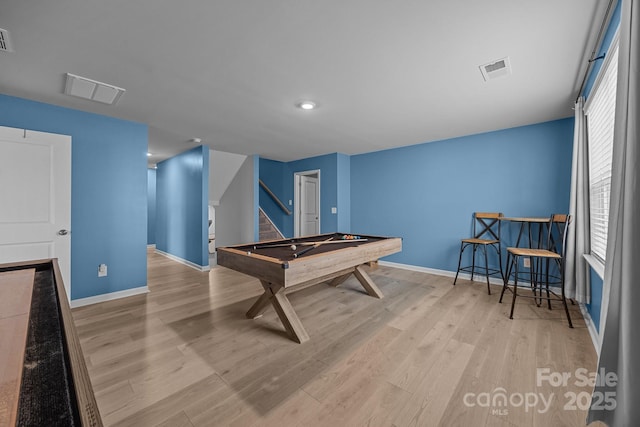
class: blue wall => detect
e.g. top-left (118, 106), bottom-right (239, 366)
top-left (351, 119), bottom-right (574, 270)
top-left (0, 94), bottom-right (148, 300)
top-left (288, 153), bottom-right (340, 234)
top-left (259, 153), bottom-right (351, 237)
top-left (581, 0), bottom-right (621, 332)
top-left (156, 145), bottom-right (209, 267)
top-left (587, 270), bottom-right (603, 331)
top-left (147, 168), bottom-right (157, 245)
top-left (259, 119), bottom-right (573, 271)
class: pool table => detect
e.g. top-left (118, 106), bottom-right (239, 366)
top-left (217, 232), bottom-right (402, 343)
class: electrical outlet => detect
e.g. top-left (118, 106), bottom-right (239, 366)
top-left (98, 264), bottom-right (108, 277)
top-left (523, 258), bottom-right (530, 268)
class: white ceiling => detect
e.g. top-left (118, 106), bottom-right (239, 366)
top-left (0, 0), bottom-right (607, 165)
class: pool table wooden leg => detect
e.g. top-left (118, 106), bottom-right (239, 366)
top-left (354, 265), bottom-right (384, 299)
top-left (248, 280), bottom-right (310, 344)
top-left (270, 288), bottom-right (310, 344)
top-left (328, 272), bottom-right (352, 287)
top-left (246, 284), bottom-right (272, 319)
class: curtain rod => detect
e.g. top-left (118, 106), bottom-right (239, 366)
top-left (574, 0), bottom-right (618, 103)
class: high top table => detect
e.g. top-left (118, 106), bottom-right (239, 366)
top-left (500, 217), bottom-right (550, 249)
top-left (499, 217), bottom-right (553, 287)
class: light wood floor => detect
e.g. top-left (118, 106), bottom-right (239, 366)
top-left (72, 250), bottom-right (601, 426)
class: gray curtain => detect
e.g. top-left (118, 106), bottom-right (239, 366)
top-left (587, 0), bottom-right (640, 424)
top-left (565, 97), bottom-right (590, 303)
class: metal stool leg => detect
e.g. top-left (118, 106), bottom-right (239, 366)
top-left (499, 252), bottom-right (512, 303)
top-left (497, 243), bottom-right (504, 283)
top-left (509, 257), bottom-right (519, 319)
top-left (471, 245), bottom-right (477, 281)
top-left (453, 242), bottom-right (466, 286)
top-left (482, 244), bottom-right (491, 294)
top-left (531, 256), bottom-right (540, 306)
top-left (545, 258), bottom-right (552, 309)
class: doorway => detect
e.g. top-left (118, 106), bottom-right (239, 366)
top-left (0, 126), bottom-right (72, 298)
top-left (294, 170), bottom-right (320, 237)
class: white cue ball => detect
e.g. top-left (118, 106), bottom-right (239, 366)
top-left (290, 244), bottom-right (297, 250)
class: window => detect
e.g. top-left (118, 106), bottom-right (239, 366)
top-left (584, 36), bottom-right (619, 262)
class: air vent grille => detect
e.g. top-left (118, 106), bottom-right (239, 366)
top-left (485, 60), bottom-right (506, 73)
top-left (0, 28), bottom-right (14, 52)
top-left (64, 73), bottom-right (126, 105)
top-left (479, 57), bottom-right (511, 82)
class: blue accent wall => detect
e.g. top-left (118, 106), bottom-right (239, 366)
top-left (0, 94), bottom-right (148, 300)
top-left (147, 168), bottom-right (157, 245)
top-left (259, 153), bottom-right (350, 237)
top-left (288, 153), bottom-right (340, 234)
top-left (156, 145), bottom-right (209, 267)
top-left (351, 118), bottom-right (574, 269)
top-left (587, 269), bottom-right (603, 331)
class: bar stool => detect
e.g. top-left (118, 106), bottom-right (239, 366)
top-left (499, 214), bottom-right (573, 327)
top-left (453, 212), bottom-right (504, 294)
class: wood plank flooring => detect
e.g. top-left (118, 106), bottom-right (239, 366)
top-left (72, 249), bottom-right (602, 426)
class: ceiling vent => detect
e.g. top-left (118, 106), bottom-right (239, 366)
top-left (0, 28), bottom-right (14, 52)
top-left (64, 73), bottom-right (126, 105)
top-left (479, 57), bottom-right (511, 82)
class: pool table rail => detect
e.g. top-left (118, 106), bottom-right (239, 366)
top-left (217, 234), bottom-right (401, 289)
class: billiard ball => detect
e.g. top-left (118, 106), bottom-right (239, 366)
top-left (290, 244), bottom-right (297, 250)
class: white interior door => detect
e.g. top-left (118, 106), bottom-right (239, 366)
top-left (295, 172), bottom-right (320, 237)
top-left (0, 126), bottom-right (72, 298)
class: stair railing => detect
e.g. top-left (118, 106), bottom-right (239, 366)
top-left (259, 179), bottom-right (292, 215)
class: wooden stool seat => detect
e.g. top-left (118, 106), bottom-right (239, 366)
top-left (461, 238), bottom-right (499, 245)
top-left (507, 247), bottom-right (561, 259)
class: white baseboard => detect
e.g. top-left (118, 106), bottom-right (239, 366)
top-left (147, 244), bottom-right (156, 249)
top-left (578, 303), bottom-right (600, 354)
top-left (70, 285), bottom-right (149, 308)
top-left (378, 260), bottom-right (505, 286)
top-left (155, 248), bottom-right (211, 272)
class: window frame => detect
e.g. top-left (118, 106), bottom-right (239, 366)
top-left (583, 30), bottom-right (620, 265)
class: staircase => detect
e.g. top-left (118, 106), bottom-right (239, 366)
top-left (259, 208), bottom-right (284, 241)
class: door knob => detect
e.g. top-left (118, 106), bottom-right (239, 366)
top-left (58, 229), bottom-right (69, 236)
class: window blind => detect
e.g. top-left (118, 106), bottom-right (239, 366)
top-left (584, 40), bottom-right (619, 262)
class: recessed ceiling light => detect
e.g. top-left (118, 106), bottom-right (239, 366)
top-left (147, 152), bottom-right (153, 157)
top-left (296, 101), bottom-right (317, 110)
top-left (190, 138), bottom-right (202, 143)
